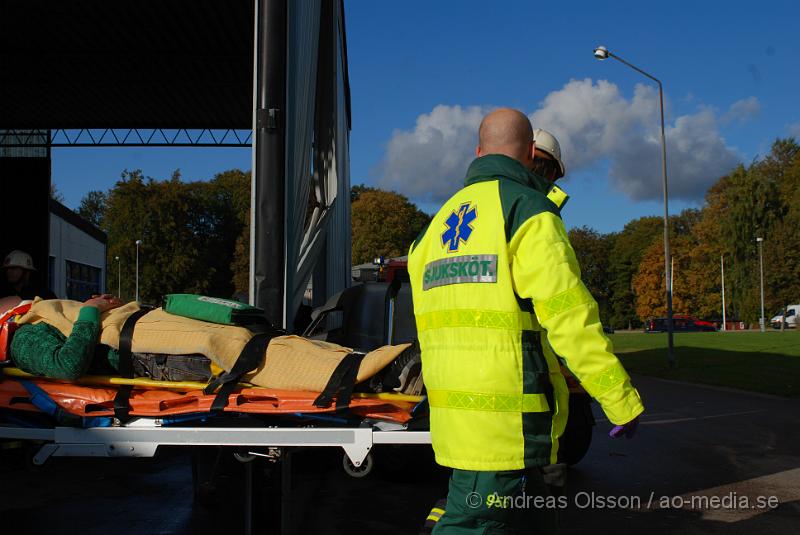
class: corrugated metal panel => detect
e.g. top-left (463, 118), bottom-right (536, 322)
top-left (325, 0), bottom-right (352, 301)
top-left (284, 0), bottom-right (351, 328)
top-left (284, 0), bottom-right (321, 329)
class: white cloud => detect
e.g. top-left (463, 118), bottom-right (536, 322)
top-left (789, 122), bottom-right (800, 138)
top-left (721, 96), bottom-right (761, 125)
top-left (377, 79), bottom-right (746, 202)
top-left (376, 105), bottom-right (485, 203)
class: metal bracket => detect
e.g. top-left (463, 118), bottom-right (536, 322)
top-left (33, 444), bottom-right (59, 465)
top-left (256, 108), bottom-right (279, 130)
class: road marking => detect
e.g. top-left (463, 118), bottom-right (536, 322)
top-left (639, 409), bottom-right (766, 425)
top-left (595, 409), bottom-right (766, 425)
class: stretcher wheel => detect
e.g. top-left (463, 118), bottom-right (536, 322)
top-left (342, 452), bottom-right (373, 478)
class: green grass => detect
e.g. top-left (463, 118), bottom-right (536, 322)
top-left (610, 330), bottom-right (800, 397)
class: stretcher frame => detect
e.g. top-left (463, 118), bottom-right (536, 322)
top-left (0, 419), bottom-right (431, 467)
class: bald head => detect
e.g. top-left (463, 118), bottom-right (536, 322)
top-left (477, 108), bottom-right (535, 166)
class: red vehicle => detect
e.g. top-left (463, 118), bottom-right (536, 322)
top-left (646, 315), bottom-right (717, 332)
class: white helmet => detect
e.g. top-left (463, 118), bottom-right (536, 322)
top-left (532, 128), bottom-right (566, 178)
top-left (3, 250), bottom-right (36, 271)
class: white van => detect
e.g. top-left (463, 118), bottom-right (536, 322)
top-left (770, 304), bottom-right (799, 328)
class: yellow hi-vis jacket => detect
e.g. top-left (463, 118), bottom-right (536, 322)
top-left (408, 154), bottom-right (644, 471)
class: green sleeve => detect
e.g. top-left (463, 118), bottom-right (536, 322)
top-left (10, 306), bottom-right (102, 380)
top-left (509, 211), bottom-right (644, 425)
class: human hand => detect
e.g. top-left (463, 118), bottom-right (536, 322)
top-left (84, 294), bottom-right (124, 313)
top-left (609, 416), bottom-right (639, 439)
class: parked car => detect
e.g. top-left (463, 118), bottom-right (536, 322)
top-left (645, 315), bottom-right (717, 332)
top-left (770, 304), bottom-right (799, 329)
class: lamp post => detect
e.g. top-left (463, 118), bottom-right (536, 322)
top-left (135, 240), bottom-right (142, 303)
top-left (721, 255), bottom-right (726, 332)
top-left (115, 255), bottom-right (121, 298)
top-left (757, 237), bottom-right (765, 332)
top-left (594, 45), bottom-right (674, 366)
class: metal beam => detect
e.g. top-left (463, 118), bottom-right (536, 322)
top-left (251, 0), bottom-right (287, 327)
top-left (0, 129), bottom-right (252, 148)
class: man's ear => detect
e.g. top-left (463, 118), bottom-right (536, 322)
top-left (520, 141), bottom-right (536, 169)
top-left (475, 145), bottom-right (482, 157)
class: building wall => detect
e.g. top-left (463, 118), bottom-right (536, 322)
top-left (49, 212), bottom-right (106, 300)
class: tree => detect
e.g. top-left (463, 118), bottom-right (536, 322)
top-left (568, 226), bottom-right (614, 324)
top-left (103, 168), bottom-right (250, 303)
top-left (76, 190), bottom-right (108, 228)
top-left (351, 184), bottom-right (377, 203)
top-left (633, 231), bottom-right (722, 321)
top-left (50, 182), bottom-right (65, 203)
top-left (696, 140), bottom-right (800, 323)
top-left (653, 138), bottom-right (800, 325)
top-left (231, 207), bottom-right (250, 296)
top-left (608, 216), bottom-right (662, 329)
top-left (351, 189), bottom-right (430, 265)
top-left (762, 143), bottom-right (800, 324)
top-left (197, 170), bottom-right (250, 299)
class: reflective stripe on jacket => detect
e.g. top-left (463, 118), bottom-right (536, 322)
top-left (408, 154), bottom-right (644, 471)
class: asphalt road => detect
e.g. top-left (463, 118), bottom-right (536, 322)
top-left (2, 375), bottom-right (799, 534)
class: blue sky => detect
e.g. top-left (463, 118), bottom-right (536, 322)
top-left (52, 0), bottom-right (800, 233)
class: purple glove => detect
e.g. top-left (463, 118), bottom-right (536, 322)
top-left (609, 416), bottom-right (639, 439)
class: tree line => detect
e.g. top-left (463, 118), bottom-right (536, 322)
top-left (78, 169), bottom-right (250, 304)
top-left (76, 137), bottom-right (798, 325)
top-left (77, 171), bottom-right (429, 304)
top-left (570, 138), bottom-right (799, 328)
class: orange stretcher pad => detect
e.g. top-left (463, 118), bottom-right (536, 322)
top-left (0, 378), bottom-right (416, 424)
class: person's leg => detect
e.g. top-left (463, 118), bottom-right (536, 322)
top-left (419, 498), bottom-right (448, 534)
top-left (518, 466), bottom-right (560, 534)
top-left (131, 353), bottom-right (212, 382)
top-left (433, 468), bottom-right (558, 534)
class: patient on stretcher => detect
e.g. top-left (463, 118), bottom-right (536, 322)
top-left (2, 295), bottom-right (418, 395)
top-left (4, 294), bottom-right (213, 381)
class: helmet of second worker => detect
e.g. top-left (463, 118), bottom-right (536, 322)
top-left (532, 128), bottom-right (566, 181)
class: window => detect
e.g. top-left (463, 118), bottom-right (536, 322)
top-left (65, 260), bottom-right (101, 301)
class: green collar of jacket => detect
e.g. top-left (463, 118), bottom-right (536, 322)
top-left (464, 154), bottom-right (551, 195)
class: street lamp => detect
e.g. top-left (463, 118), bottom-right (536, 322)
top-left (757, 237), bottom-right (765, 332)
top-left (114, 255), bottom-right (121, 298)
top-left (135, 240), bottom-right (142, 303)
top-left (720, 254), bottom-right (727, 332)
top-left (594, 45), bottom-right (675, 366)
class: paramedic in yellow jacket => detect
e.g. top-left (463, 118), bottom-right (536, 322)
top-left (408, 109), bottom-right (644, 533)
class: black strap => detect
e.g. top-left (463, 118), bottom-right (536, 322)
top-left (113, 308), bottom-right (152, 422)
top-left (204, 328), bottom-right (282, 413)
top-left (313, 352), bottom-right (365, 409)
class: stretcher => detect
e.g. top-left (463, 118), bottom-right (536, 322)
top-left (0, 367), bottom-right (431, 469)
top-left (0, 283), bottom-right (433, 472)
top-left (0, 372), bottom-right (431, 535)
